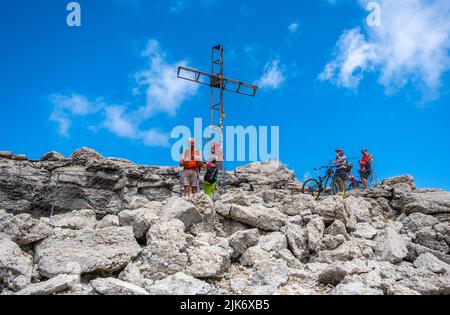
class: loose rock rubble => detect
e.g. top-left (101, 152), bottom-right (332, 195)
top-left (1, 148), bottom-right (450, 295)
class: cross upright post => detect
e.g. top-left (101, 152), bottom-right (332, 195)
top-left (177, 44), bottom-right (258, 164)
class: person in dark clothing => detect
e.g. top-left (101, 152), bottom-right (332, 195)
top-left (358, 149), bottom-right (374, 189)
top-left (333, 148), bottom-right (349, 182)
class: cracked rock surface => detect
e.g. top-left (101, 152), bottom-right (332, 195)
top-left (1, 148), bottom-right (450, 295)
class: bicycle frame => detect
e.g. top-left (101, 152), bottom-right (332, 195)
top-left (315, 166), bottom-right (336, 192)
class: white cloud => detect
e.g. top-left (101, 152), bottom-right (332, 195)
top-left (50, 94), bottom-right (102, 137)
top-left (319, 0), bottom-right (450, 102)
top-left (319, 27), bottom-right (376, 89)
top-left (50, 40), bottom-right (185, 147)
top-left (135, 39), bottom-right (199, 117)
top-left (102, 105), bottom-right (170, 147)
top-left (140, 129), bottom-right (170, 147)
top-left (288, 22), bottom-right (299, 33)
top-left (256, 60), bottom-right (286, 90)
top-left (103, 106), bottom-right (138, 139)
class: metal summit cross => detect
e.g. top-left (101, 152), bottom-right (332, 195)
top-left (177, 45), bottom-right (258, 153)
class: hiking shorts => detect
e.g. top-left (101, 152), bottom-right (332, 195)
top-left (358, 169), bottom-right (372, 180)
top-left (204, 182), bottom-right (216, 198)
top-left (335, 169), bottom-right (348, 181)
top-left (183, 169), bottom-right (199, 188)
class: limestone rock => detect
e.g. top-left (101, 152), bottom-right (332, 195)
top-left (402, 213), bottom-right (439, 233)
top-left (2, 148), bottom-right (450, 296)
top-left (228, 229), bottom-right (259, 259)
top-left (382, 175), bottom-right (416, 191)
top-left (402, 191), bottom-right (450, 215)
top-left (0, 211), bottom-right (52, 245)
top-left (322, 234), bottom-right (346, 251)
top-left (91, 278), bottom-right (149, 295)
top-left (413, 253), bottom-right (450, 274)
top-left (95, 215), bottom-right (119, 229)
top-left (34, 226), bottom-right (141, 278)
top-left (259, 232), bottom-right (288, 252)
top-left (316, 196), bottom-right (357, 232)
top-left (344, 197), bottom-right (373, 223)
top-left (17, 274), bottom-right (80, 295)
top-left (148, 272), bottom-right (211, 295)
top-left (331, 282), bottom-right (383, 295)
top-left (282, 223), bottom-right (309, 261)
top-left (46, 210), bottom-right (97, 230)
top-left (281, 194), bottom-right (316, 216)
top-left (352, 223), bottom-right (378, 240)
top-left (228, 204), bottom-right (287, 231)
top-left (375, 227), bottom-right (408, 264)
top-left (119, 207), bottom-right (159, 238)
top-left (306, 217), bottom-right (325, 253)
top-left (187, 245), bottom-right (232, 278)
top-left (0, 238), bottom-right (33, 292)
top-left (240, 246), bottom-right (272, 267)
top-left (135, 219), bottom-right (189, 281)
top-left (161, 197), bottom-right (203, 230)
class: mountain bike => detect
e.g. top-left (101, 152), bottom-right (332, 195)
top-left (302, 165), bottom-right (347, 200)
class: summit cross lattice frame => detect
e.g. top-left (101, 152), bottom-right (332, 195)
top-left (177, 45), bottom-right (258, 151)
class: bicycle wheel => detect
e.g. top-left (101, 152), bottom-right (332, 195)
top-left (331, 178), bottom-right (347, 199)
top-left (302, 179), bottom-right (322, 200)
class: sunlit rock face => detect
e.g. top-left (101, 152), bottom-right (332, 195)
top-left (1, 148), bottom-right (450, 295)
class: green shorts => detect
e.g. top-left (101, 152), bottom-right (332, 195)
top-left (204, 182), bottom-right (216, 198)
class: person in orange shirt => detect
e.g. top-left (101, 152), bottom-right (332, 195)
top-left (358, 149), bottom-right (374, 189)
top-left (180, 139), bottom-right (204, 198)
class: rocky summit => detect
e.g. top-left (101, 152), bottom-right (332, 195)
top-left (1, 147), bottom-right (450, 295)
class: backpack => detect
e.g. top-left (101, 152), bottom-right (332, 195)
top-left (204, 166), bottom-right (219, 184)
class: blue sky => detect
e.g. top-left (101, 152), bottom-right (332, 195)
top-left (1, 0), bottom-right (449, 189)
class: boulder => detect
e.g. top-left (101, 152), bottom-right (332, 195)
top-left (352, 223), bottom-right (378, 240)
top-left (313, 242), bottom-right (362, 263)
top-left (402, 191), bottom-right (450, 215)
top-left (34, 226), bottom-right (141, 278)
top-left (228, 229), bottom-right (259, 259)
top-left (413, 253), bottom-right (450, 274)
top-left (375, 227), bottom-right (408, 264)
top-left (119, 207), bottom-right (159, 238)
top-left (134, 220), bottom-right (189, 281)
top-left (70, 147), bottom-right (102, 164)
top-left (40, 151), bottom-right (66, 162)
top-left (306, 217), bottom-right (325, 252)
top-left (95, 215), bottom-right (119, 229)
top-left (402, 213), bottom-right (439, 233)
top-left (91, 278), bottom-right (149, 295)
top-left (386, 284), bottom-right (421, 296)
top-left (344, 197), bottom-right (373, 223)
top-left (161, 197), bottom-right (203, 230)
top-left (0, 238), bottom-right (33, 292)
top-left (147, 272), bottom-right (211, 295)
top-left (259, 232), bottom-right (288, 252)
top-left (17, 274), bottom-right (80, 295)
top-left (0, 211), bottom-right (52, 245)
top-left (240, 246), bottom-right (272, 267)
top-left (228, 204), bottom-right (287, 231)
top-left (382, 175), bottom-right (416, 191)
top-left (281, 223), bottom-right (309, 261)
top-left (281, 194), bottom-right (316, 216)
top-left (45, 210), bottom-right (97, 230)
top-left (315, 196), bottom-right (357, 232)
top-left (187, 245), bottom-right (232, 278)
top-left (414, 227), bottom-right (450, 253)
top-left (322, 234), bottom-right (346, 251)
top-left (331, 282), bottom-right (383, 295)
top-left (325, 220), bottom-right (350, 240)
